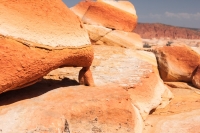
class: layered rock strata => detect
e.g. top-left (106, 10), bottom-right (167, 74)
top-left (71, 0), bottom-right (143, 49)
top-left (134, 23), bottom-right (200, 39)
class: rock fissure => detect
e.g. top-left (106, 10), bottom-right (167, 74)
top-left (64, 120), bottom-right (70, 133)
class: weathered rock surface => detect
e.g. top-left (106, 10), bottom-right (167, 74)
top-left (84, 24), bottom-right (142, 49)
top-left (96, 30), bottom-right (142, 49)
top-left (99, 0), bottom-right (136, 15)
top-left (72, 1), bottom-right (142, 49)
top-left (192, 65), bottom-right (200, 89)
top-left (0, 45), bottom-right (172, 133)
top-left (0, 85), bottom-right (142, 133)
top-left (134, 23), bottom-right (200, 39)
top-left (154, 44), bottom-right (200, 82)
top-left (0, 37), bottom-right (94, 93)
top-left (83, 24), bottom-right (112, 42)
top-left (71, 0), bottom-right (137, 32)
top-left (47, 45), bottom-right (173, 120)
top-left (143, 83), bottom-right (200, 133)
top-left (144, 109), bottom-right (200, 133)
top-left (0, 0), bottom-right (94, 93)
top-left (0, 0), bottom-right (90, 47)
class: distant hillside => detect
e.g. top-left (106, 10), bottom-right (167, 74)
top-left (134, 23), bottom-right (200, 39)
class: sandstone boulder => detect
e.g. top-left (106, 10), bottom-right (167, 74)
top-left (98, 0), bottom-right (136, 15)
top-left (46, 45), bottom-right (173, 120)
top-left (0, 0), bottom-right (94, 94)
top-left (0, 85), bottom-right (143, 133)
top-left (0, 43), bottom-right (173, 133)
top-left (154, 44), bottom-right (200, 82)
top-left (0, 45), bottom-right (171, 133)
top-left (71, 0), bottom-right (137, 32)
top-left (84, 24), bottom-right (142, 49)
top-left (192, 65), bottom-right (200, 89)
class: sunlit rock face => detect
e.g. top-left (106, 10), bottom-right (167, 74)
top-left (0, 0), bottom-right (91, 48)
top-left (71, 0), bottom-right (142, 49)
top-left (71, 0), bottom-right (137, 32)
top-left (0, 0), bottom-right (94, 93)
top-left (154, 44), bottom-right (200, 82)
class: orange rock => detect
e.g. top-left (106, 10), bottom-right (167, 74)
top-left (84, 24), bottom-right (142, 49)
top-left (192, 65), bottom-right (200, 89)
top-left (0, 37), bottom-right (94, 93)
top-left (98, 0), bottom-right (137, 15)
top-left (128, 67), bottom-right (173, 119)
top-left (0, 0), bottom-right (94, 93)
top-left (71, 1), bottom-right (137, 32)
top-left (155, 44), bottom-right (200, 82)
top-left (143, 82), bottom-right (200, 133)
top-left (46, 45), bottom-right (173, 120)
top-left (0, 44), bottom-right (173, 133)
top-left (0, 85), bottom-right (143, 133)
top-left (96, 30), bottom-right (142, 49)
top-left (0, 0), bottom-right (90, 47)
top-left (144, 109), bottom-right (200, 133)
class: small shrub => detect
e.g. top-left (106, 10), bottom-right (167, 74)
top-left (143, 42), bottom-right (151, 48)
top-left (166, 41), bottom-right (173, 46)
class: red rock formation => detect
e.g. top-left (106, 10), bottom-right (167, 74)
top-left (134, 23), bottom-right (200, 39)
top-left (192, 65), bottom-right (200, 89)
top-left (154, 44), bottom-right (200, 82)
top-left (71, 0), bottom-right (138, 32)
top-left (0, 36), bottom-right (94, 93)
top-left (0, 44), bottom-right (173, 133)
top-left (71, 1), bottom-right (142, 49)
top-left (0, 0), bottom-right (94, 93)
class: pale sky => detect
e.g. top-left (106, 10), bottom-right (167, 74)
top-left (63, 0), bottom-right (200, 29)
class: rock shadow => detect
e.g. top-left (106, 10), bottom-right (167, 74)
top-left (0, 78), bottom-right (79, 106)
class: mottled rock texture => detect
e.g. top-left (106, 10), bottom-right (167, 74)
top-left (0, 0), bottom-right (94, 93)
